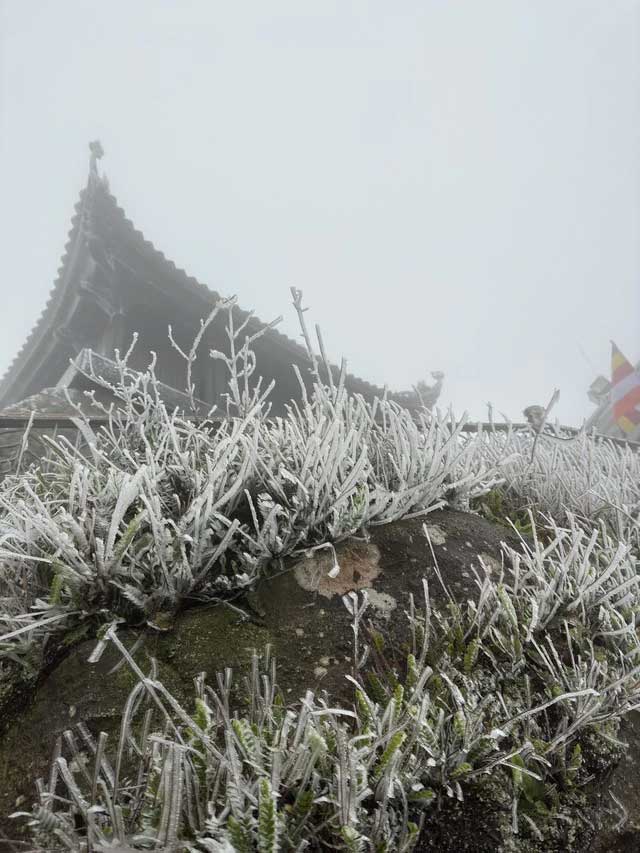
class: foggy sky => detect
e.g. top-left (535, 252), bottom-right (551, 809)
top-left (1, 1), bottom-right (639, 426)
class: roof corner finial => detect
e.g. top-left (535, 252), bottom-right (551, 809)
top-left (88, 139), bottom-right (105, 183)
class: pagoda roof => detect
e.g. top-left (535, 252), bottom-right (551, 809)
top-left (0, 166), bottom-right (387, 408)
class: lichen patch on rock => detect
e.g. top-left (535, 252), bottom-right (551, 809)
top-left (293, 541), bottom-right (381, 598)
top-left (424, 523), bottom-right (447, 545)
top-left (477, 552), bottom-right (502, 575)
top-left (363, 588), bottom-right (397, 618)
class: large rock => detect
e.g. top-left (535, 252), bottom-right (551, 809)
top-left (2, 507), bottom-right (638, 852)
top-left (0, 509), bottom-right (543, 848)
top-left (256, 509), bottom-right (522, 701)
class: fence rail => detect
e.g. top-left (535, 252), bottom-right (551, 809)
top-left (1, 414), bottom-right (639, 479)
top-left (0, 413), bottom-right (638, 442)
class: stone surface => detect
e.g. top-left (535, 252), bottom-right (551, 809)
top-left (1, 508), bottom-right (636, 851)
top-left (0, 607), bottom-right (270, 848)
top-left (1, 508), bottom-right (518, 842)
top-left (588, 712), bottom-right (640, 853)
top-left (293, 540), bottom-right (381, 597)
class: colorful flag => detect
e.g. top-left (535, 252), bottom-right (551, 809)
top-left (611, 341), bottom-right (640, 434)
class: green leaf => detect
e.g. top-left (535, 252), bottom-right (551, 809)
top-left (373, 731), bottom-right (406, 782)
top-left (463, 638), bottom-right (479, 674)
top-left (258, 777), bottom-right (278, 853)
top-left (227, 815), bottom-right (255, 853)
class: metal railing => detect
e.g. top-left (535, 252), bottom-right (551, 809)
top-left (1, 414), bottom-right (638, 479)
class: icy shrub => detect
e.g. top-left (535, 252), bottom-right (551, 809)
top-left (0, 296), bottom-right (500, 667)
top-left (18, 515), bottom-right (640, 851)
top-left (472, 426), bottom-right (640, 552)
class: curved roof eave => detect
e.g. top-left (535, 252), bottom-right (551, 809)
top-left (0, 176), bottom-right (390, 407)
top-left (0, 192), bottom-right (91, 407)
top-left (94, 184), bottom-right (386, 399)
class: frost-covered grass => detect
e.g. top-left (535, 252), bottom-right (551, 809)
top-left (0, 300), bottom-right (498, 667)
top-left (2, 294), bottom-right (640, 850)
top-left (4, 298), bottom-right (637, 670)
top-left (471, 427), bottom-right (640, 550)
top-left (17, 513), bottom-right (640, 851)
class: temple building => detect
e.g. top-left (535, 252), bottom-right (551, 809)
top-left (0, 143), bottom-right (442, 420)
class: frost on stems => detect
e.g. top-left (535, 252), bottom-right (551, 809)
top-left (20, 514), bottom-right (640, 850)
top-left (0, 291), bottom-right (505, 664)
top-left (2, 290), bottom-right (640, 849)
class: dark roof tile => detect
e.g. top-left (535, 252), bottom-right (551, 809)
top-left (0, 176), bottom-right (389, 404)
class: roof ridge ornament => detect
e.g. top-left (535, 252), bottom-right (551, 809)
top-left (84, 140), bottom-right (115, 277)
top-left (88, 140), bottom-right (108, 190)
